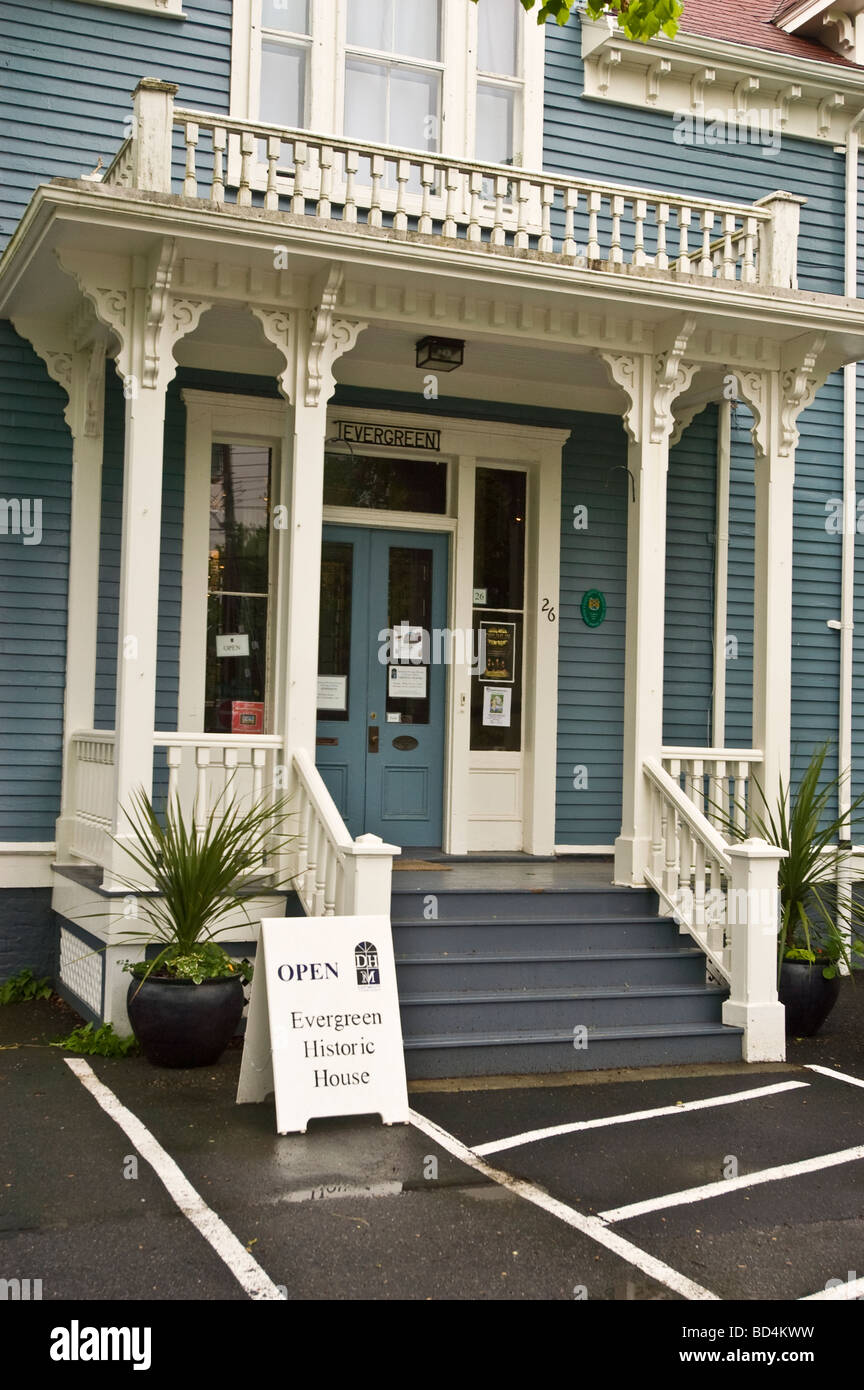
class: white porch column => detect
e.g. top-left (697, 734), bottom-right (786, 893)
top-left (55, 348), bottom-right (107, 861)
top-left (57, 240), bottom-right (212, 887)
top-left (737, 338), bottom-right (831, 808)
top-left (600, 327), bottom-right (698, 886)
top-left (253, 270), bottom-right (367, 766)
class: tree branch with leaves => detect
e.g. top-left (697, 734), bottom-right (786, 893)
top-left (470, 0), bottom-right (684, 42)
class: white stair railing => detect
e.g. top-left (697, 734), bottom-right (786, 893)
top-left (292, 748), bottom-right (400, 917)
top-left (644, 757), bottom-right (786, 1062)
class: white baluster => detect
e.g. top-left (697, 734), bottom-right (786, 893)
top-left (318, 143), bottom-right (333, 218)
top-left (633, 197), bottom-right (647, 267)
top-left (265, 135), bottom-right (280, 211)
top-left (610, 193), bottom-right (624, 264)
top-left (656, 201), bottom-right (670, 270)
top-left (721, 212), bottom-right (736, 279)
top-left (663, 802), bottom-right (679, 899)
top-left (563, 187), bottom-right (579, 260)
top-left (291, 140), bottom-right (307, 215)
top-left (343, 148), bottom-right (358, 223)
top-left (700, 209), bottom-right (715, 276)
top-left (238, 132), bottom-right (255, 207)
top-left (195, 746), bottom-right (210, 839)
top-left (491, 174), bottom-right (508, 246)
top-left (324, 842), bottom-right (338, 916)
top-left (369, 154), bottom-right (384, 228)
top-left (587, 189), bottom-right (601, 260)
top-left (539, 183), bottom-right (554, 254)
top-left (211, 127), bottom-right (226, 205)
top-left (183, 122), bottom-right (198, 197)
top-left (394, 158), bottom-right (410, 232)
top-left (467, 170), bottom-right (483, 242)
top-left (419, 163), bottom-right (434, 233)
top-left (742, 215), bottom-right (757, 282)
top-left (677, 205), bottom-right (692, 272)
top-left (166, 745), bottom-right (182, 816)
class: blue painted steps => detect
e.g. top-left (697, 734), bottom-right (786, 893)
top-left (391, 876), bottom-right (743, 1078)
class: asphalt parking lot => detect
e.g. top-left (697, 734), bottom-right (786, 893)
top-left (2, 988), bottom-right (864, 1307)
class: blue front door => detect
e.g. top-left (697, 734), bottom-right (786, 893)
top-left (316, 526), bottom-right (449, 847)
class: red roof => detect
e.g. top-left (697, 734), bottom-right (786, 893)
top-left (677, 0), bottom-right (861, 68)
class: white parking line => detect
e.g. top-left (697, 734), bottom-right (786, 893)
top-left (600, 1142), bottom-right (864, 1225)
top-left (472, 1081), bottom-right (809, 1156)
top-left (65, 1059), bottom-right (286, 1301)
top-left (800, 1275), bottom-right (864, 1301)
top-left (410, 1107), bottom-right (719, 1301)
top-left (806, 1064), bottom-right (864, 1090)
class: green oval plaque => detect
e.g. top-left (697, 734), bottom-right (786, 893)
top-left (581, 589), bottom-right (607, 628)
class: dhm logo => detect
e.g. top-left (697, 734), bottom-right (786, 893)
top-left (355, 942), bottom-right (381, 988)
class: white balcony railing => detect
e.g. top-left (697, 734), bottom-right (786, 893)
top-left (661, 746), bottom-right (764, 834)
top-left (100, 79), bottom-right (803, 290)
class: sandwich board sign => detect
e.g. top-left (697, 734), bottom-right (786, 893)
top-left (236, 915), bottom-right (409, 1134)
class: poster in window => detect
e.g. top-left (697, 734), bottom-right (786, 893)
top-left (482, 686), bottom-right (511, 728)
top-left (479, 621), bottom-right (516, 683)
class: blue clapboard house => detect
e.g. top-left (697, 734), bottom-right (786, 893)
top-left (3, 0), bottom-right (864, 1074)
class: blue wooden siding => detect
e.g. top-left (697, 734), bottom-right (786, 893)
top-left (543, 18), bottom-right (846, 298)
top-left (0, 0), bottom-right (231, 251)
top-left (664, 407), bottom-right (717, 748)
top-left (0, 320), bottom-right (70, 840)
top-left (94, 370), bottom-right (185, 732)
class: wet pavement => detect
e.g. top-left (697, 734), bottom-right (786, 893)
top-left (2, 981), bottom-right (864, 1305)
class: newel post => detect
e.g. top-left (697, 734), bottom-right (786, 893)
top-left (342, 835), bottom-right (401, 916)
top-left (756, 191), bottom-right (806, 290)
top-left (130, 78), bottom-right (178, 194)
top-left (722, 837), bottom-right (787, 1062)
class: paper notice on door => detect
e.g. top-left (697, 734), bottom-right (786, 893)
top-left (391, 624), bottom-right (425, 663)
top-left (482, 685), bottom-right (511, 727)
top-left (388, 665), bottom-right (427, 698)
top-left (216, 633), bottom-right (249, 658)
top-left (317, 675), bottom-right (348, 711)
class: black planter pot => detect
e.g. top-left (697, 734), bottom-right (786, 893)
top-left (779, 960), bottom-right (841, 1037)
top-left (127, 975), bottom-right (245, 1068)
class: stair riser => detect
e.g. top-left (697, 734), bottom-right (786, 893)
top-left (400, 991), bottom-right (728, 1035)
top-left (390, 889), bottom-right (658, 922)
top-left (396, 953), bottom-right (708, 992)
top-left (392, 919), bottom-right (682, 954)
top-left (404, 1031), bottom-right (744, 1078)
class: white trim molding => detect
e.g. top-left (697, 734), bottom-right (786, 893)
top-left (581, 14), bottom-right (864, 144)
top-left (0, 845), bottom-right (56, 890)
top-left (70, 0), bottom-right (185, 15)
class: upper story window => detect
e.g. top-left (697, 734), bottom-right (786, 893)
top-left (476, 0), bottom-right (522, 165)
top-left (259, 0), bottom-right (311, 128)
top-left (344, 1), bottom-right (442, 151)
top-left (231, 0), bottom-right (544, 170)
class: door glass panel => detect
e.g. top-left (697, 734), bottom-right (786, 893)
top-left (205, 444), bottom-right (272, 734)
top-left (318, 541), bottom-right (353, 722)
top-left (471, 468), bottom-right (526, 752)
top-left (324, 452), bottom-right (447, 512)
top-left (386, 546), bottom-right (432, 726)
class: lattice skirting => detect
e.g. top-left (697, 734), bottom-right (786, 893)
top-left (58, 924), bottom-right (104, 1018)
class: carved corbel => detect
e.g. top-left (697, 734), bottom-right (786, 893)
top-left (690, 67), bottom-right (715, 115)
top-left (817, 93), bottom-right (844, 137)
top-left (651, 316), bottom-right (699, 443)
top-left (734, 76), bottom-right (760, 121)
top-left (305, 266), bottom-right (367, 407)
top-left (737, 333), bottom-right (833, 460)
top-left (646, 59), bottom-right (671, 106)
top-left (823, 10), bottom-right (856, 54)
top-left (56, 239), bottom-right (211, 394)
top-left (777, 84), bottom-right (802, 129)
top-left (670, 397), bottom-right (710, 447)
top-left (595, 48), bottom-right (621, 96)
top-left (596, 351), bottom-right (642, 444)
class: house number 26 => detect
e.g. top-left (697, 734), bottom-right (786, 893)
top-left (542, 598), bottom-right (556, 622)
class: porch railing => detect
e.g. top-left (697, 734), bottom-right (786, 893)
top-left (67, 732), bottom-right (399, 920)
top-left (292, 748), bottom-right (399, 917)
top-left (644, 757), bottom-right (786, 1062)
top-left (99, 79), bottom-right (802, 289)
top-left (661, 746), bottom-right (764, 834)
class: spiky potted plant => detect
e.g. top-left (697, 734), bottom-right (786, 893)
top-left (723, 742), bottom-right (864, 1036)
top-left (115, 786), bottom-right (294, 1067)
